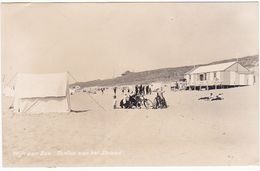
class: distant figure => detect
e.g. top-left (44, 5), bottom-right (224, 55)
top-left (113, 95), bottom-right (117, 109)
top-left (101, 88), bottom-right (104, 95)
top-left (173, 81), bottom-right (178, 91)
top-left (113, 87), bottom-right (117, 95)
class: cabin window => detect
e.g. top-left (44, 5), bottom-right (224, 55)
top-left (199, 74), bottom-right (203, 81)
top-left (214, 72), bottom-right (217, 78)
top-left (199, 74), bottom-right (205, 81)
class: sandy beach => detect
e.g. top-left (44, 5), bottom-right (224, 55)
top-left (1, 2), bottom-right (259, 167)
top-left (2, 84), bottom-right (259, 166)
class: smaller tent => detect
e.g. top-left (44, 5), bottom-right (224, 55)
top-left (13, 73), bottom-right (71, 113)
top-left (3, 86), bottom-right (15, 97)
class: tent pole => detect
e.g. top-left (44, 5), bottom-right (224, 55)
top-left (87, 93), bottom-right (106, 111)
top-left (67, 71), bottom-right (78, 83)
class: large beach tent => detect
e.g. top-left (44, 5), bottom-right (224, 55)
top-left (13, 72), bottom-right (71, 113)
top-left (184, 61), bottom-right (255, 89)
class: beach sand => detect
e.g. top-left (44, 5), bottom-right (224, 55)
top-left (2, 85), bottom-right (259, 166)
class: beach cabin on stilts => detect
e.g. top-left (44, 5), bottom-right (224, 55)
top-left (184, 61), bottom-right (255, 90)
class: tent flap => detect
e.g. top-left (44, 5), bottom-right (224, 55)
top-left (15, 97), bottom-right (70, 113)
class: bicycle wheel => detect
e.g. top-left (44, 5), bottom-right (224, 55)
top-left (144, 99), bottom-right (153, 109)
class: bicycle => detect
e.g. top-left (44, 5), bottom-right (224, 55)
top-left (120, 94), bottom-right (154, 109)
top-left (136, 95), bottom-right (154, 109)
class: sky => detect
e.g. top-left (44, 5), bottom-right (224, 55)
top-left (1, 3), bottom-right (258, 82)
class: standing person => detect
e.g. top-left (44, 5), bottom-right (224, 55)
top-left (146, 85), bottom-right (149, 95)
top-left (101, 88), bottom-right (104, 95)
top-left (113, 95), bottom-right (117, 109)
top-left (160, 91), bottom-right (167, 108)
top-left (113, 87), bottom-right (117, 96)
top-left (139, 84), bottom-right (143, 95)
top-left (135, 85), bottom-right (139, 95)
top-left (155, 92), bottom-right (162, 109)
top-left (149, 87), bottom-right (152, 95)
top-left (176, 82), bottom-right (179, 90)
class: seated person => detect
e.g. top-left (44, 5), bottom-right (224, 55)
top-left (212, 93), bottom-right (224, 101)
top-left (120, 94), bottom-right (131, 109)
top-left (199, 93), bottom-right (214, 101)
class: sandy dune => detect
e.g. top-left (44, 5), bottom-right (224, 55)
top-left (2, 85), bottom-right (259, 166)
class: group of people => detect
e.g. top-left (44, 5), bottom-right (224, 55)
top-left (112, 89), bottom-right (167, 110)
top-left (135, 84), bottom-right (152, 95)
top-left (111, 84), bottom-right (169, 109)
top-left (119, 93), bottom-right (142, 109)
top-left (113, 84), bottom-right (152, 96)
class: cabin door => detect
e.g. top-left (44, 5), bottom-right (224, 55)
top-left (239, 74), bottom-right (246, 85)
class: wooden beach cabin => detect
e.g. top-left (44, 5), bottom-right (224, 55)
top-left (184, 61), bottom-right (255, 90)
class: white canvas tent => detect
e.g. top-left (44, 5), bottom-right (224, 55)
top-left (13, 73), bottom-right (71, 113)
